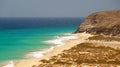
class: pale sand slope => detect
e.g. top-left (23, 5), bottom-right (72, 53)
top-left (15, 33), bottom-right (92, 67)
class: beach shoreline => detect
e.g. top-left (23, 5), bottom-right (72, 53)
top-left (12, 32), bottom-right (92, 67)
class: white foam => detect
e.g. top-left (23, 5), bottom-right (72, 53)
top-left (26, 46), bottom-right (55, 58)
top-left (2, 61), bottom-right (14, 67)
top-left (27, 51), bottom-right (44, 58)
top-left (44, 33), bottom-right (78, 45)
top-left (63, 33), bottom-right (72, 35)
top-left (26, 33), bottom-right (78, 58)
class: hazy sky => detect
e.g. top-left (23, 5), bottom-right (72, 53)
top-left (0, 0), bottom-right (120, 17)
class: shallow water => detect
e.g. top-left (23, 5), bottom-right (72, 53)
top-left (0, 18), bottom-right (84, 66)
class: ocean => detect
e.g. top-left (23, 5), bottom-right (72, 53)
top-left (0, 18), bottom-right (84, 66)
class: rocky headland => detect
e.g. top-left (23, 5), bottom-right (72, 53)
top-left (75, 10), bottom-right (120, 36)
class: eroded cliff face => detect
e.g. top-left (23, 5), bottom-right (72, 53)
top-left (75, 10), bottom-right (120, 36)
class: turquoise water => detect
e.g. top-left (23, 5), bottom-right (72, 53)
top-left (0, 18), bottom-right (84, 66)
top-left (0, 26), bottom-right (78, 63)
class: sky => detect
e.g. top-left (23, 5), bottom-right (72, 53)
top-left (0, 0), bottom-right (120, 17)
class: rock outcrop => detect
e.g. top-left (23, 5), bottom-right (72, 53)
top-left (75, 10), bottom-right (120, 36)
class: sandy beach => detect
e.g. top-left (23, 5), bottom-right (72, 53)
top-left (14, 32), bottom-right (92, 67)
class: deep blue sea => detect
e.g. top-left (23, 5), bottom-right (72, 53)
top-left (0, 18), bottom-right (84, 65)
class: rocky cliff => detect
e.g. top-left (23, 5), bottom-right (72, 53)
top-left (75, 10), bottom-right (120, 36)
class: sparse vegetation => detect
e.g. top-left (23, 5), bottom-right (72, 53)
top-left (33, 43), bottom-right (120, 67)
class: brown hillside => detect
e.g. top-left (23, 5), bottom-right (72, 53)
top-left (75, 10), bottom-right (120, 36)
